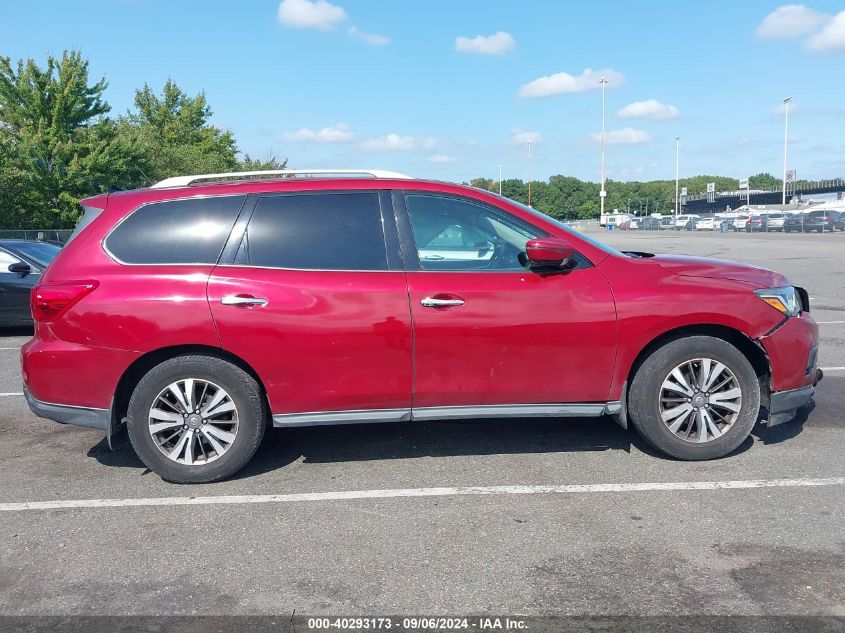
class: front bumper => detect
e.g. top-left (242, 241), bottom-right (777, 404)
top-left (24, 387), bottom-right (110, 431)
top-left (767, 369), bottom-right (823, 426)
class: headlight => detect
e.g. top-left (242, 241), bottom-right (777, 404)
top-left (755, 286), bottom-right (801, 317)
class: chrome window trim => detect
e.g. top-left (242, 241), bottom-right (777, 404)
top-left (215, 264), bottom-right (403, 273)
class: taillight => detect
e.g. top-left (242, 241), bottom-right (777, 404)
top-left (31, 281), bottom-right (99, 322)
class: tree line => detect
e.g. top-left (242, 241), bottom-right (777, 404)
top-left (0, 50), bottom-right (798, 229)
top-left (467, 173), bottom-right (788, 221)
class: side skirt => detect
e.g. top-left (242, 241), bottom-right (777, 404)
top-left (272, 402), bottom-right (622, 428)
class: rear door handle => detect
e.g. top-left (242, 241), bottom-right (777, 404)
top-left (420, 297), bottom-right (465, 308)
top-left (221, 294), bottom-right (268, 307)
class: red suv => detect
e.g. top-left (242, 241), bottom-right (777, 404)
top-left (21, 170), bottom-right (822, 483)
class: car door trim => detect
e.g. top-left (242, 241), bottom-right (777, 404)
top-left (271, 402), bottom-right (622, 427)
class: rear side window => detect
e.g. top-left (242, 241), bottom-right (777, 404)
top-left (238, 192), bottom-right (387, 270)
top-left (106, 196), bottom-right (245, 265)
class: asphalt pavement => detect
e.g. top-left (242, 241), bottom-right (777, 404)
top-left (0, 230), bottom-right (842, 619)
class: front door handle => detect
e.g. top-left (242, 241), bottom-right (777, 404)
top-left (420, 297), bottom-right (465, 308)
top-left (221, 294), bottom-right (268, 307)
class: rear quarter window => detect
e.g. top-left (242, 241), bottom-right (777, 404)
top-left (105, 196), bottom-right (246, 265)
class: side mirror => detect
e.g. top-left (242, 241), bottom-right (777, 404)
top-left (8, 261), bottom-right (31, 275)
top-left (525, 238), bottom-right (575, 268)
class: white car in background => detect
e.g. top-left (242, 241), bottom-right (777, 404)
top-left (696, 217), bottom-right (717, 231)
top-left (766, 213), bottom-right (788, 231)
top-left (674, 214), bottom-right (700, 230)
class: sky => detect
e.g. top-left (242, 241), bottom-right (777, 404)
top-left (2, 0), bottom-right (845, 184)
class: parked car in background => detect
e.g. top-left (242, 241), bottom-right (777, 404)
top-left (659, 216), bottom-right (675, 230)
top-left (696, 217), bottom-right (716, 231)
top-left (719, 218), bottom-right (739, 232)
top-left (21, 169), bottom-right (821, 482)
top-left (0, 240), bottom-right (62, 327)
top-left (831, 210), bottom-right (845, 231)
top-left (746, 215), bottom-right (769, 232)
top-left (674, 214), bottom-right (700, 230)
top-left (784, 214), bottom-right (805, 232)
top-left (735, 214), bottom-right (751, 230)
top-left (802, 210), bottom-right (837, 233)
top-left (766, 213), bottom-right (789, 232)
top-left (639, 217), bottom-right (662, 230)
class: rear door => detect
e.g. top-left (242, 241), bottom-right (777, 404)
top-left (207, 190), bottom-right (413, 422)
top-left (397, 192), bottom-right (617, 411)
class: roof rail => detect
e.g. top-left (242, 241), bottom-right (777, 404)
top-left (150, 169), bottom-right (412, 189)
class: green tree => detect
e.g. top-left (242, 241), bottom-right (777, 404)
top-left (0, 51), bottom-right (136, 227)
top-left (117, 79), bottom-right (239, 183)
top-left (238, 153), bottom-right (288, 171)
top-left (749, 172), bottom-right (781, 190)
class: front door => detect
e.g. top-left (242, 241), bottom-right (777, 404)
top-left (208, 190), bottom-right (413, 421)
top-left (399, 192), bottom-right (617, 410)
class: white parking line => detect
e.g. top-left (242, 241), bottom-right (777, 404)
top-left (820, 367), bottom-right (845, 372)
top-left (0, 392), bottom-right (23, 397)
top-left (817, 321), bottom-right (845, 325)
top-left (0, 347), bottom-right (20, 350)
top-left (1, 477), bottom-right (843, 513)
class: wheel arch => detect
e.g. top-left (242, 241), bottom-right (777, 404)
top-left (112, 345), bottom-right (268, 428)
top-left (625, 324), bottom-right (771, 406)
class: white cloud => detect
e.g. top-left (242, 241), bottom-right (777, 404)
top-left (756, 4), bottom-right (829, 38)
top-left (518, 68), bottom-right (624, 98)
top-left (591, 128), bottom-right (651, 145)
top-left (348, 25), bottom-right (391, 45)
top-left (283, 122), bottom-right (355, 143)
top-left (421, 137), bottom-right (438, 150)
top-left (277, 0), bottom-right (347, 30)
top-left (512, 130), bottom-right (542, 145)
top-left (360, 134), bottom-right (416, 151)
top-left (617, 99), bottom-right (680, 120)
top-left (806, 10), bottom-right (845, 51)
top-left (455, 31), bottom-right (516, 54)
top-left (428, 154), bottom-right (457, 164)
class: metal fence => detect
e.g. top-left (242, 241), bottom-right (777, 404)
top-left (0, 229), bottom-right (73, 244)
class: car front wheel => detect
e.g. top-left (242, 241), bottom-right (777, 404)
top-left (628, 336), bottom-right (760, 460)
top-left (127, 355), bottom-right (267, 483)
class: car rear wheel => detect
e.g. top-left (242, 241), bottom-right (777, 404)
top-left (628, 336), bottom-right (760, 460)
top-left (127, 355), bottom-right (266, 483)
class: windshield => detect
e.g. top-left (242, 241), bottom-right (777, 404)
top-left (8, 241), bottom-right (61, 268)
top-left (504, 198), bottom-right (626, 258)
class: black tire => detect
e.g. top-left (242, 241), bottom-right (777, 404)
top-left (628, 336), bottom-right (760, 460)
top-left (127, 355), bottom-right (267, 483)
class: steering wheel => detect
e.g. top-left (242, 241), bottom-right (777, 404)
top-left (487, 238), bottom-right (520, 270)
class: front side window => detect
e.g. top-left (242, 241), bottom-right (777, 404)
top-left (106, 196), bottom-right (246, 265)
top-left (239, 192), bottom-right (387, 270)
top-left (405, 194), bottom-right (540, 271)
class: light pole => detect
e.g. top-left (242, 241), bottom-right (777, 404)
top-left (498, 164), bottom-right (502, 196)
top-left (783, 96), bottom-right (792, 205)
top-left (675, 137), bottom-right (680, 216)
top-left (599, 76), bottom-right (608, 217)
top-left (527, 140), bottom-right (532, 207)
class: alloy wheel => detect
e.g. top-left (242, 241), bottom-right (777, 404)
top-left (148, 379), bottom-right (239, 465)
top-left (658, 358), bottom-right (742, 443)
